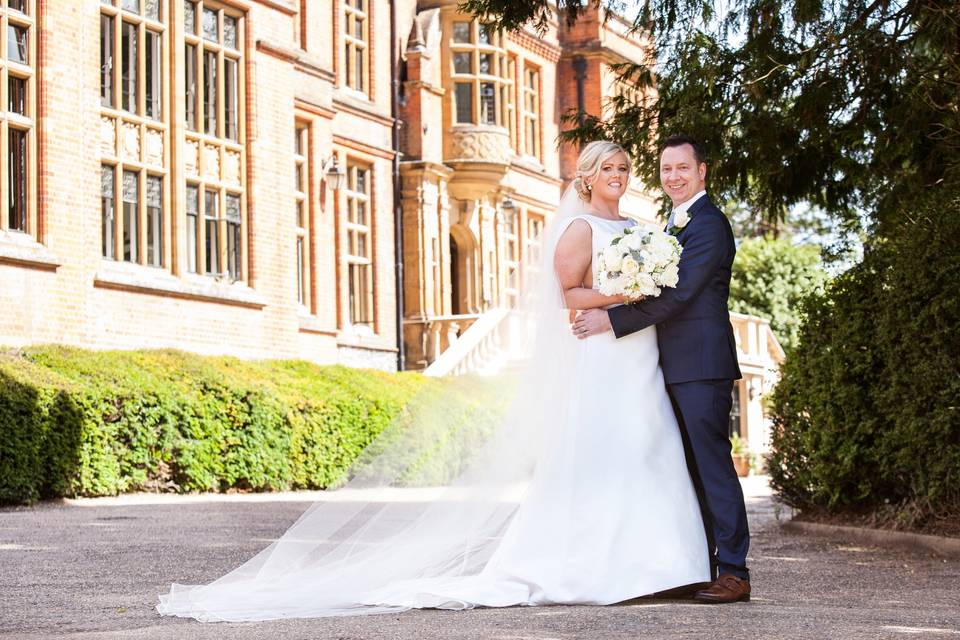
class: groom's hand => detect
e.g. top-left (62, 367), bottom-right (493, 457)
top-left (572, 309), bottom-right (612, 339)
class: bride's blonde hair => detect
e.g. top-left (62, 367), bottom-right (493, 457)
top-left (572, 141), bottom-right (632, 202)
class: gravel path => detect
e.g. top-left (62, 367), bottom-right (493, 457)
top-left (1, 477), bottom-right (958, 640)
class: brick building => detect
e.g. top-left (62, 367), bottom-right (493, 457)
top-left (1, 0), bottom-right (412, 370)
top-left (398, 3), bottom-right (661, 368)
top-left (0, 0), bottom-right (659, 372)
top-left (0, 0), bottom-right (781, 457)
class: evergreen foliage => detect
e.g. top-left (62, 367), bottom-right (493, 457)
top-left (467, 0), bottom-right (960, 530)
top-left (768, 190), bottom-right (960, 527)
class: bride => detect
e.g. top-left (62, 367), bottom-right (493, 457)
top-left (157, 141), bottom-right (710, 621)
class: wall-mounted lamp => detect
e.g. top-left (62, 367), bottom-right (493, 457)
top-left (322, 155), bottom-right (346, 192)
top-left (501, 195), bottom-right (516, 212)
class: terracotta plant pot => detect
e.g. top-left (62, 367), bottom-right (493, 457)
top-left (732, 453), bottom-right (751, 477)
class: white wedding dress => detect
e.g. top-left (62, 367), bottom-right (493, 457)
top-left (157, 196), bottom-right (710, 622)
top-left (361, 214), bottom-right (710, 610)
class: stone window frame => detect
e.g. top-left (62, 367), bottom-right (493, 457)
top-left (342, 158), bottom-right (375, 329)
top-left (100, 0), bottom-right (169, 267)
top-left (0, 0), bottom-right (36, 238)
top-left (502, 206), bottom-right (519, 308)
top-left (293, 0), bottom-right (306, 49)
top-left (182, 0), bottom-right (247, 283)
top-left (523, 209), bottom-right (545, 286)
top-left (522, 63), bottom-right (541, 160)
top-left (449, 19), bottom-right (509, 127)
top-left (294, 119), bottom-right (311, 310)
top-left (430, 235), bottom-right (441, 316)
top-left (503, 54), bottom-right (518, 152)
top-left (341, 0), bottom-right (369, 96)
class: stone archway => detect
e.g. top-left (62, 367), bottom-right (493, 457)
top-left (448, 224), bottom-right (477, 315)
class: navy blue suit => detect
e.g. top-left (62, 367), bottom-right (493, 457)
top-left (608, 193), bottom-right (750, 580)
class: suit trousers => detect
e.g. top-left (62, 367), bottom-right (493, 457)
top-left (667, 379), bottom-right (750, 580)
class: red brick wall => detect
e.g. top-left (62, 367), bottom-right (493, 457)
top-left (0, 0), bottom-right (398, 370)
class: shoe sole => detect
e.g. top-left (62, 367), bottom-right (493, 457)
top-left (693, 594), bottom-right (750, 604)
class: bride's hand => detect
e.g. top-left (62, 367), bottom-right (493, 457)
top-left (622, 294), bottom-right (646, 305)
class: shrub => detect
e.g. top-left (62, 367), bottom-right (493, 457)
top-left (0, 347), bottom-right (450, 504)
top-left (768, 189), bottom-right (960, 528)
top-left (0, 356), bottom-right (83, 503)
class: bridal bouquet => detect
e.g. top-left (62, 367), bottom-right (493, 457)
top-left (595, 226), bottom-right (683, 298)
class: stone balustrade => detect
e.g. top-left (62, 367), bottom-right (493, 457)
top-left (422, 308), bottom-right (512, 377)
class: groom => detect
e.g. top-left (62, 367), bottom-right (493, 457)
top-left (573, 135), bottom-right (750, 604)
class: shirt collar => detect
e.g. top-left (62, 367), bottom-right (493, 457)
top-left (673, 190), bottom-right (707, 215)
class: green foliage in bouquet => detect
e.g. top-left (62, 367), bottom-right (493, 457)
top-left (768, 190), bottom-right (960, 528)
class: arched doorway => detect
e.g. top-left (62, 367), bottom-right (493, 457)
top-left (449, 224), bottom-right (476, 315)
top-left (450, 235), bottom-right (461, 314)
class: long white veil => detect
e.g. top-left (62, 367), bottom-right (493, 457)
top-left (157, 184), bottom-right (592, 621)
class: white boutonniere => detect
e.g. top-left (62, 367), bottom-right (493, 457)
top-left (668, 208), bottom-right (692, 236)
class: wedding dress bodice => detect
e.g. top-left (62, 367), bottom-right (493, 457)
top-left (570, 214), bottom-right (634, 288)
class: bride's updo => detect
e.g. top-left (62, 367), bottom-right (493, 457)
top-left (572, 141), bottom-right (632, 202)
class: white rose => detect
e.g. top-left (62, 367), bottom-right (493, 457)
top-left (621, 256), bottom-right (640, 276)
top-left (660, 233), bottom-right (676, 250)
top-left (602, 246), bottom-right (622, 271)
top-left (660, 264), bottom-right (680, 287)
top-left (598, 279), bottom-right (618, 296)
top-left (649, 234), bottom-right (674, 261)
top-left (635, 273), bottom-right (659, 296)
top-left (624, 232), bottom-right (643, 251)
top-left (673, 209), bottom-right (690, 228)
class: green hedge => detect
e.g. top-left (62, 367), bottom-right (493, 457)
top-left (768, 189), bottom-right (960, 528)
top-left (0, 347), bottom-right (503, 505)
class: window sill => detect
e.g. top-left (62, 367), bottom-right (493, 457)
top-left (93, 261), bottom-right (267, 309)
top-left (256, 38), bottom-right (335, 82)
top-left (298, 312), bottom-right (337, 336)
top-left (511, 154), bottom-right (546, 172)
top-left (451, 123), bottom-right (508, 134)
top-left (0, 231), bottom-right (60, 271)
top-left (338, 87), bottom-right (372, 103)
top-left (332, 91), bottom-right (392, 125)
top-left (338, 324), bottom-right (396, 352)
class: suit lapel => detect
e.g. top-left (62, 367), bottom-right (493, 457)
top-left (687, 193), bottom-right (711, 217)
top-left (673, 194), bottom-right (711, 242)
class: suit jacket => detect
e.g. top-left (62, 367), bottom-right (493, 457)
top-left (608, 194), bottom-right (742, 384)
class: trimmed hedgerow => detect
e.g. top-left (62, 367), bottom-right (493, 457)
top-left (0, 347), bottom-right (451, 504)
top-left (768, 189), bottom-right (960, 530)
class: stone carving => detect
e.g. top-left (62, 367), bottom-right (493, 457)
top-left (203, 144), bottom-right (220, 180)
top-left (224, 149), bottom-right (241, 185)
top-left (145, 128), bottom-right (164, 166)
top-left (121, 122), bottom-right (140, 160)
top-left (448, 128), bottom-right (510, 165)
top-left (100, 117), bottom-right (115, 157)
top-left (184, 139), bottom-right (199, 176)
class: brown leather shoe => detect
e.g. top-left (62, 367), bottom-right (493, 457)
top-left (650, 581), bottom-right (714, 599)
top-left (693, 574), bottom-right (751, 603)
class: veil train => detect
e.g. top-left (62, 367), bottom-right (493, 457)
top-left (157, 185), bottom-right (591, 621)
